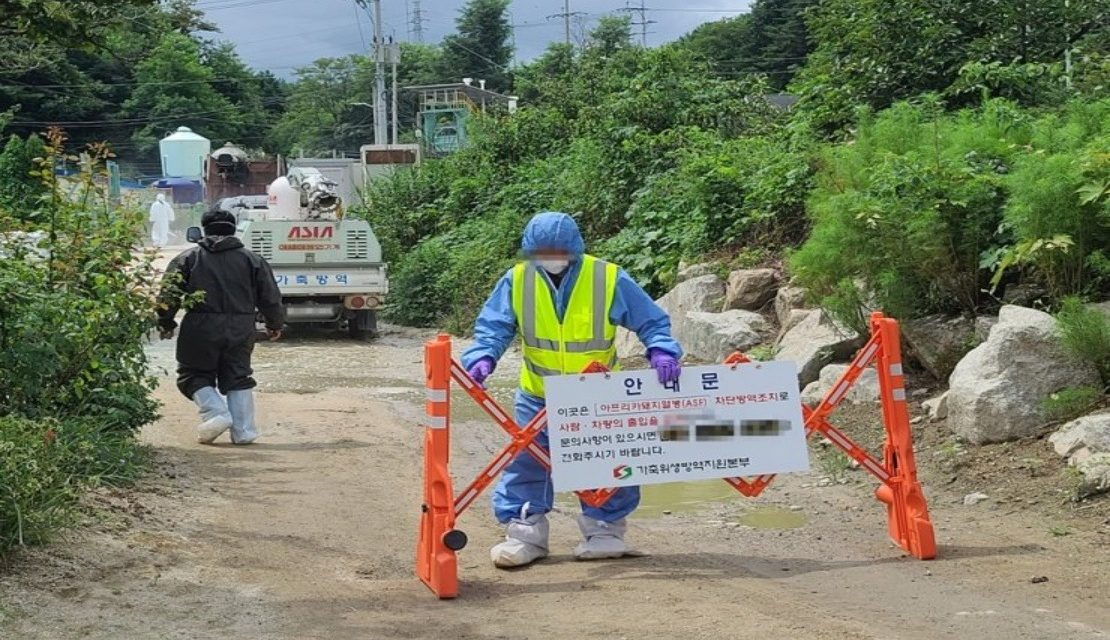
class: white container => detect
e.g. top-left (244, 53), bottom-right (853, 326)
top-left (159, 126), bottom-right (210, 179)
top-left (266, 176), bottom-right (301, 220)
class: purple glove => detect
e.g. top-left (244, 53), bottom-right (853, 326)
top-left (648, 348), bottom-right (681, 384)
top-left (468, 357), bottom-right (495, 388)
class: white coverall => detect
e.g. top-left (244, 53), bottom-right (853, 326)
top-left (149, 194), bottom-right (175, 248)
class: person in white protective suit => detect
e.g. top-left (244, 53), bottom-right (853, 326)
top-left (149, 193), bottom-right (175, 248)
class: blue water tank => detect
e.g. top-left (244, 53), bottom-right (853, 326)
top-left (159, 126), bottom-right (211, 179)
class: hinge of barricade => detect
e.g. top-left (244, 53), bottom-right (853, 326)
top-left (416, 311), bottom-right (936, 599)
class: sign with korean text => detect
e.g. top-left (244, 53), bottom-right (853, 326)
top-left (545, 362), bottom-right (809, 492)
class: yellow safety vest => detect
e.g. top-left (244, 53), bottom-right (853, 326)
top-left (511, 254), bottom-right (619, 398)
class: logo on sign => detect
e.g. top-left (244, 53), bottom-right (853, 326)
top-left (287, 226), bottom-right (334, 239)
top-left (612, 464), bottom-right (632, 480)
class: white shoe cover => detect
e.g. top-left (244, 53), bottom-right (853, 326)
top-left (227, 389), bottom-right (258, 444)
top-left (574, 515), bottom-right (636, 560)
top-left (193, 387), bottom-right (232, 444)
top-left (490, 514), bottom-right (549, 568)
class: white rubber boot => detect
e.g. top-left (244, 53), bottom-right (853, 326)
top-left (490, 513), bottom-right (549, 569)
top-left (193, 387), bottom-right (232, 444)
top-left (574, 514), bottom-right (631, 560)
top-left (227, 389), bottom-right (259, 445)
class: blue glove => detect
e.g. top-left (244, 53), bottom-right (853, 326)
top-left (648, 348), bottom-right (681, 384)
top-left (468, 357), bottom-right (495, 388)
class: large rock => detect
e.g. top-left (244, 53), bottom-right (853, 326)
top-left (676, 261), bottom-right (716, 283)
top-left (974, 315), bottom-right (998, 342)
top-left (778, 308), bottom-right (811, 337)
top-left (1049, 410), bottom-right (1110, 465)
top-left (682, 310), bottom-right (770, 362)
top-left (1075, 454), bottom-right (1110, 498)
top-left (946, 305), bottom-right (1102, 444)
top-left (775, 285), bottom-right (808, 328)
top-left (774, 309), bottom-right (862, 386)
top-left (800, 364), bottom-right (880, 406)
top-left (616, 274), bottom-right (726, 359)
top-left (903, 314), bottom-right (979, 380)
top-left (923, 391), bottom-right (949, 422)
top-left (723, 268), bottom-right (779, 311)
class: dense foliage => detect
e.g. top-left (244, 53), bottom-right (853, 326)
top-left (790, 98), bottom-right (1108, 330)
top-left (358, 41), bottom-right (805, 327)
top-left (0, 131), bottom-right (159, 553)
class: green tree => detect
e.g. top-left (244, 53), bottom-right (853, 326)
top-left (120, 32), bottom-right (239, 155)
top-left (679, 0), bottom-right (816, 90)
top-left (267, 56), bottom-right (364, 155)
top-left (0, 0), bottom-right (155, 73)
top-left (202, 42), bottom-right (278, 148)
top-left (588, 16), bottom-right (633, 57)
top-left (437, 0), bottom-right (513, 92)
top-left (793, 0), bottom-right (1106, 133)
top-left (0, 133), bottom-right (48, 220)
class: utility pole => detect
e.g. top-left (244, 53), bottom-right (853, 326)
top-left (620, 0), bottom-right (656, 47)
top-left (388, 39), bottom-right (401, 145)
top-left (372, 0), bottom-right (387, 145)
top-left (548, 0), bottom-right (583, 46)
top-left (355, 0), bottom-right (388, 145)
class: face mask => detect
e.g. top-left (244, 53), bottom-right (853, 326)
top-left (536, 258), bottom-right (569, 275)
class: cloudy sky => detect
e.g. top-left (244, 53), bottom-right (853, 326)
top-left (198, 0), bottom-right (751, 76)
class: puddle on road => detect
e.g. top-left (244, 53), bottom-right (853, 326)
top-left (737, 507), bottom-right (807, 529)
top-left (637, 481), bottom-right (742, 517)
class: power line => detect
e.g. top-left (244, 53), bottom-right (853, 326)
top-left (408, 0), bottom-right (428, 43)
top-left (548, 1), bottom-right (585, 46)
top-left (619, 1), bottom-right (657, 47)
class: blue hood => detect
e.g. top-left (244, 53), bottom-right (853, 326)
top-left (520, 212), bottom-right (585, 257)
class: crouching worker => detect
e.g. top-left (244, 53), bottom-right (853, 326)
top-left (462, 211), bottom-right (683, 568)
top-left (157, 208), bottom-right (285, 444)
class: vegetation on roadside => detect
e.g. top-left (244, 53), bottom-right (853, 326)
top-left (0, 130), bottom-right (158, 554)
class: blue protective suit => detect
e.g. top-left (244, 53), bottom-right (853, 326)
top-left (461, 212), bottom-right (682, 524)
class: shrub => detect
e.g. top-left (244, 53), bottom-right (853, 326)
top-left (790, 99), bottom-right (1023, 328)
top-left (601, 133), bottom-right (811, 295)
top-left (0, 130), bottom-right (157, 554)
top-left (994, 101), bottom-right (1110, 300)
top-left (0, 133), bottom-right (159, 431)
top-left (0, 416), bottom-right (148, 551)
top-left (1056, 297), bottom-right (1110, 386)
top-left (1041, 386), bottom-right (1103, 422)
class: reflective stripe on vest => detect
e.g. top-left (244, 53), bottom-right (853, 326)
top-left (512, 255), bottom-right (618, 398)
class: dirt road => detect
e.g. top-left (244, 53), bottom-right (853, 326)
top-left (2, 324), bottom-right (1109, 640)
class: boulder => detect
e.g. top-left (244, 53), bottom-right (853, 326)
top-left (774, 309), bottom-right (862, 386)
top-left (800, 364), bottom-right (880, 406)
top-left (1048, 409), bottom-right (1110, 465)
top-left (682, 310), bottom-right (770, 362)
top-left (676, 261), bottom-right (716, 283)
top-left (974, 315), bottom-right (998, 342)
top-left (778, 308), bottom-right (811, 337)
top-left (1075, 454), bottom-right (1110, 498)
top-left (616, 274), bottom-right (726, 359)
top-left (775, 285), bottom-right (808, 328)
top-left (903, 314), bottom-right (979, 380)
top-left (946, 305), bottom-right (1102, 444)
top-left (923, 391), bottom-right (949, 422)
top-left (723, 268), bottom-right (779, 311)
top-left (1089, 301), bottom-right (1110, 319)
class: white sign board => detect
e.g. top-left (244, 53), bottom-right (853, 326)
top-left (545, 362), bottom-right (809, 492)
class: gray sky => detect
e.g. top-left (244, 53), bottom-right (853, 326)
top-left (198, 0), bottom-right (751, 77)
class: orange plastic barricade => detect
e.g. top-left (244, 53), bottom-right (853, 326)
top-left (416, 312), bottom-right (936, 599)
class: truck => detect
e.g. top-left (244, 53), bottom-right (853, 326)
top-left (190, 167), bottom-right (388, 339)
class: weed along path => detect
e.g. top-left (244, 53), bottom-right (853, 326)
top-left (2, 327), bottom-right (1110, 640)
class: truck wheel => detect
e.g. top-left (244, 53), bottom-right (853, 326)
top-left (349, 309), bottom-right (378, 340)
